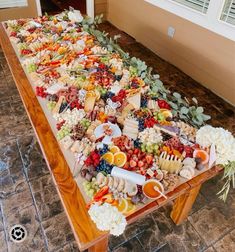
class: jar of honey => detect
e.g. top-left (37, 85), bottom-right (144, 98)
top-left (142, 179), bottom-right (164, 199)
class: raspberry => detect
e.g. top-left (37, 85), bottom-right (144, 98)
top-left (157, 99), bottom-right (171, 110)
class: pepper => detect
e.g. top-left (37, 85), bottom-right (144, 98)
top-left (93, 186), bottom-right (109, 202)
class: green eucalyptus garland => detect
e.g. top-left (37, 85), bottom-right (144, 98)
top-left (80, 14), bottom-right (211, 128)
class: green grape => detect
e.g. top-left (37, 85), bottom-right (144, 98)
top-left (27, 63), bottom-right (37, 73)
top-left (47, 101), bottom-right (56, 111)
top-left (89, 189), bottom-right (95, 195)
top-left (154, 144), bottom-right (159, 151)
top-left (157, 113), bottom-right (165, 121)
top-left (57, 125), bottom-right (71, 140)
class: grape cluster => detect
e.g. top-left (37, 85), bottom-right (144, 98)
top-left (27, 63), bottom-right (37, 73)
top-left (141, 96), bottom-right (148, 108)
top-left (59, 102), bottom-right (68, 113)
top-left (57, 125), bottom-right (71, 140)
top-left (141, 143), bottom-right (160, 154)
top-left (138, 119), bottom-right (145, 132)
top-left (96, 160), bottom-right (113, 174)
top-left (80, 118), bottom-right (91, 129)
top-left (98, 144), bottom-right (109, 155)
top-left (82, 179), bottom-right (99, 198)
top-left (47, 101), bottom-right (56, 111)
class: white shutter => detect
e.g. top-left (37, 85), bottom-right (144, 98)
top-left (220, 0), bottom-right (235, 25)
top-left (0, 0), bottom-right (28, 9)
top-left (171, 0), bottom-right (210, 13)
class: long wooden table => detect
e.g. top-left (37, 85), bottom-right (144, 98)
top-left (0, 23), bottom-right (223, 252)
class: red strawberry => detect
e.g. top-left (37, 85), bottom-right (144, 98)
top-left (123, 162), bottom-right (129, 170)
top-left (134, 148), bottom-right (139, 155)
top-left (146, 155), bottom-right (153, 164)
top-left (138, 160), bottom-right (144, 168)
top-left (128, 150), bottom-right (133, 155)
top-left (132, 155), bottom-right (138, 161)
top-left (130, 160), bottom-right (137, 168)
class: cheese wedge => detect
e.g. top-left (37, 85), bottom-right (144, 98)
top-left (127, 92), bottom-right (141, 109)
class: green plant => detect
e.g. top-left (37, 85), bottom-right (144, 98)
top-left (217, 161), bottom-right (235, 202)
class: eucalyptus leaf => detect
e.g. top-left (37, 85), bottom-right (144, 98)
top-left (173, 92), bottom-right (181, 99)
top-left (201, 114), bottom-right (211, 121)
top-left (169, 102), bottom-right (178, 110)
top-left (180, 106), bottom-right (189, 114)
top-left (196, 106), bottom-right (204, 113)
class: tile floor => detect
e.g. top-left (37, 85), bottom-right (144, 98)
top-left (0, 21), bottom-right (235, 252)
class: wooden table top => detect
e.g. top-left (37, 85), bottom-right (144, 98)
top-left (0, 23), bottom-right (223, 251)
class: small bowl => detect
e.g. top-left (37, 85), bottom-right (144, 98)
top-left (142, 179), bottom-right (165, 200)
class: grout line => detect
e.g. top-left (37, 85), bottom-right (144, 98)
top-left (153, 242), bottom-right (168, 252)
top-left (212, 244), bottom-right (217, 252)
top-left (186, 218), bottom-right (208, 251)
top-left (16, 139), bottom-right (50, 252)
top-left (110, 229), bottom-right (145, 251)
top-left (136, 236), bottom-right (148, 252)
top-left (210, 226), bottom-right (235, 247)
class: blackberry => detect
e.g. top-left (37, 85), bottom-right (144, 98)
top-left (137, 185), bottom-right (143, 194)
top-left (48, 94), bottom-right (58, 102)
top-left (115, 74), bottom-right (122, 81)
top-left (141, 96), bottom-right (148, 108)
top-left (96, 160), bottom-right (113, 174)
top-left (103, 91), bottom-right (115, 101)
top-left (98, 144), bottom-right (109, 155)
top-left (59, 102), bottom-right (68, 113)
top-left (134, 138), bottom-right (142, 148)
top-left (138, 119), bottom-right (145, 132)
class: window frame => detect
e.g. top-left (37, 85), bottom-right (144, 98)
top-left (0, 0), bottom-right (28, 9)
top-left (145, 0), bottom-right (235, 41)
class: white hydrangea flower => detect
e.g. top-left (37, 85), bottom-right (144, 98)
top-left (88, 203), bottom-right (127, 236)
top-left (68, 10), bottom-right (83, 23)
top-left (196, 125), bottom-right (235, 165)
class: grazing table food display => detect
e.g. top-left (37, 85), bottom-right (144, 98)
top-left (1, 9), bottom-right (234, 251)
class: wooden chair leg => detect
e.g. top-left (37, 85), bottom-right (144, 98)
top-left (88, 236), bottom-right (109, 252)
top-left (170, 184), bottom-right (201, 225)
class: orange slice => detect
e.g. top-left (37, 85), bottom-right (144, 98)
top-left (86, 90), bottom-right (96, 98)
top-left (117, 198), bottom-right (128, 214)
top-left (160, 109), bottom-right (172, 119)
top-left (113, 152), bottom-right (127, 167)
top-left (110, 146), bottom-right (120, 154)
top-left (193, 149), bottom-right (209, 165)
top-left (102, 152), bottom-right (114, 165)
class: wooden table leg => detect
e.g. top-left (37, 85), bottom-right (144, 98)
top-left (88, 236), bottom-right (109, 252)
top-left (170, 184), bottom-right (201, 225)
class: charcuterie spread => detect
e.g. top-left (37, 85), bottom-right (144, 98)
top-left (4, 9), bottom-right (235, 236)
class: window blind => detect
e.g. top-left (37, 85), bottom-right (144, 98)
top-left (220, 0), bottom-right (235, 25)
top-left (0, 0), bottom-right (28, 9)
top-left (171, 0), bottom-right (210, 14)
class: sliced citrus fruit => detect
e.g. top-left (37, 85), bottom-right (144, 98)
top-left (113, 152), bottom-right (127, 167)
top-left (86, 90), bottom-right (96, 98)
top-left (193, 149), bottom-right (209, 165)
top-left (110, 146), bottom-right (120, 154)
top-left (126, 199), bottom-right (136, 214)
top-left (117, 198), bottom-right (128, 214)
top-left (160, 109), bottom-right (172, 118)
top-left (101, 152), bottom-right (114, 165)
